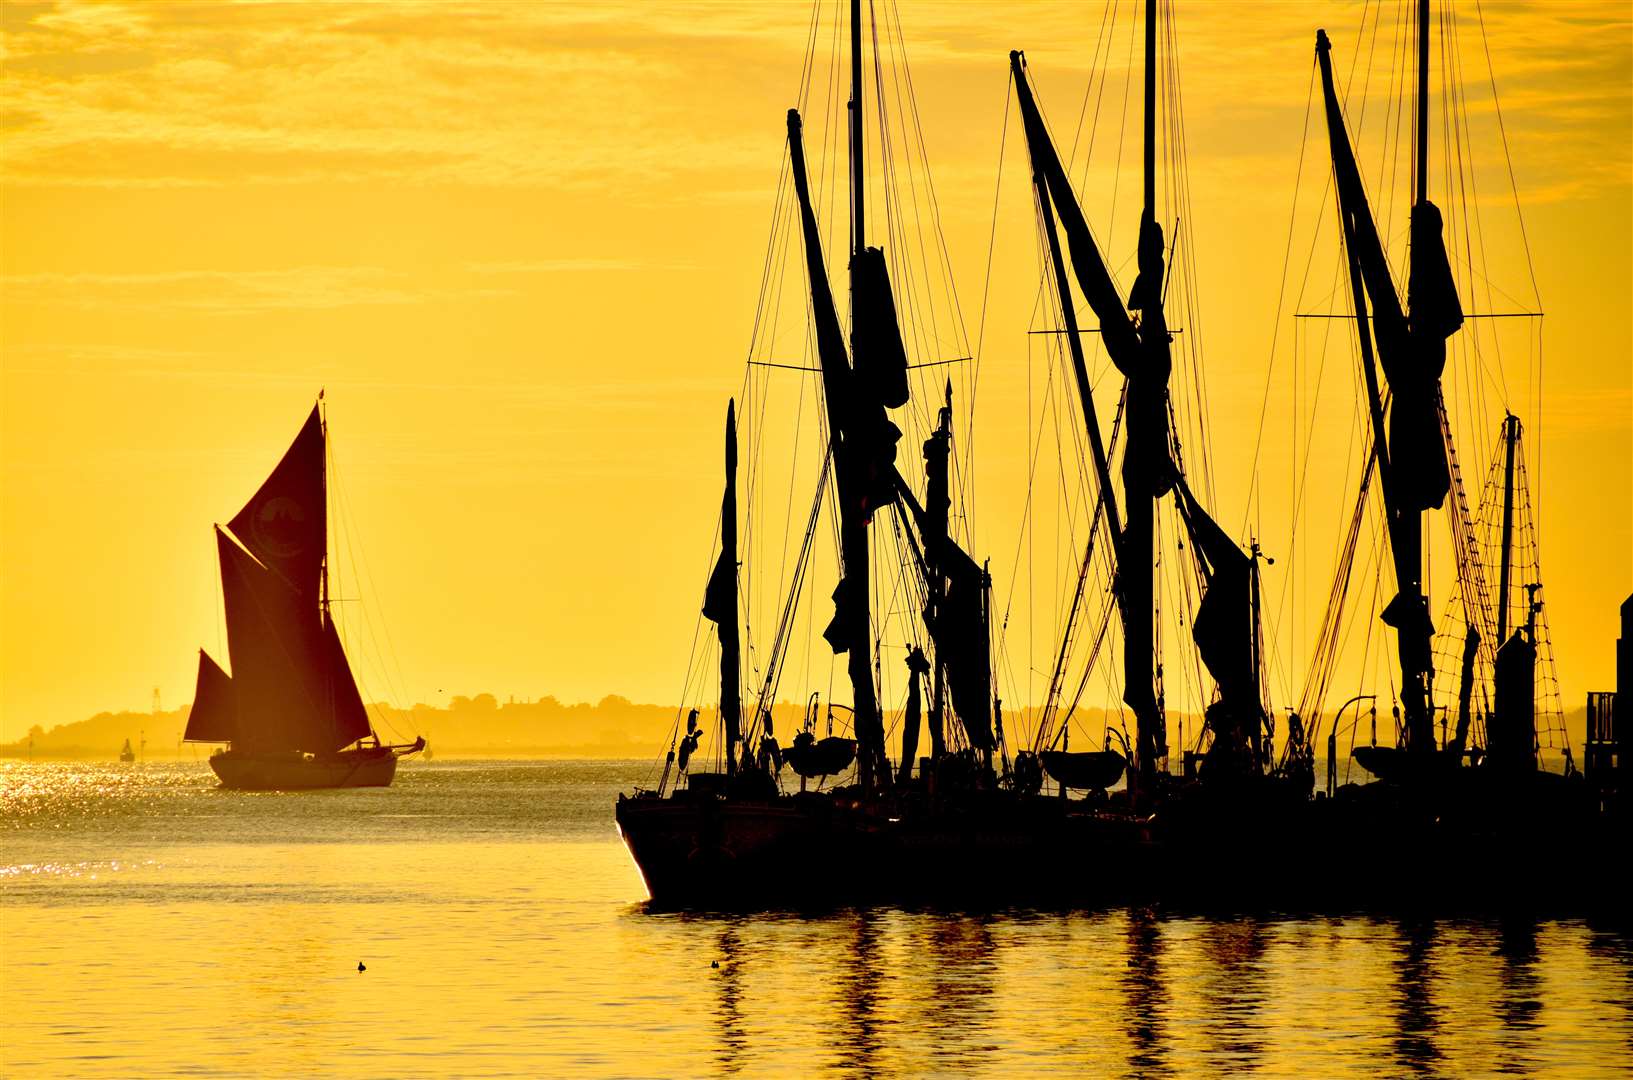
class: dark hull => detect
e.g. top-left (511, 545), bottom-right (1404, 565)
top-left (209, 746), bottom-right (412, 790)
top-left (616, 773), bottom-right (1627, 913)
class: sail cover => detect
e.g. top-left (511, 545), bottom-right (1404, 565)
top-left (217, 527), bottom-right (364, 754)
top-left (228, 405), bottom-right (326, 599)
top-left (852, 247), bottom-right (910, 410)
top-left (184, 649), bottom-right (237, 742)
top-left (934, 545), bottom-right (994, 750)
top-left (1174, 478), bottom-right (1254, 707)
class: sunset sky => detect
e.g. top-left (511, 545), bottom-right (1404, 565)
top-left (2, 0), bottom-right (1628, 741)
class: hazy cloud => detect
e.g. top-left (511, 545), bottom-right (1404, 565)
top-left (0, 266), bottom-right (510, 312)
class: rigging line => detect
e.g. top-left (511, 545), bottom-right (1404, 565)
top-left (875, 5), bottom-right (944, 438)
top-left (1243, 57), bottom-right (1318, 538)
top-left (326, 428), bottom-right (412, 740)
top-left (1068, 0), bottom-right (1119, 170)
top-left (796, 0), bottom-right (823, 117)
top-left (1445, 12), bottom-right (1511, 416)
top-left (968, 68), bottom-right (1012, 499)
top-left (1292, 311), bottom-right (1539, 319)
top-left (887, 0), bottom-right (969, 368)
top-left (882, 4), bottom-right (980, 526)
top-left (1472, 0), bottom-right (1543, 485)
top-left (1103, 0), bottom-right (1138, 293)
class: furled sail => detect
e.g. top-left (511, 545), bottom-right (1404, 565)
top-left (1173, 477), bottom-right (1261, 770)
top-left (935, 544), bottom-right (994, 751)
top-left (1174, 478), bottom-right (1254, 709)
top-left (896, 476), bottom-right (994, 751)
top-left (1490, 630), bottom-right (1537, 772)
top-left (227, 405), bottom-right (327, 599)
top-left (700, 400), bottom-right (742, 770)
top-left (897, 647), bottom-right (929, 783)
top-left (851, 247), bottom-right (910, 409)
top-left (183, 649), bottom-right (237, 742)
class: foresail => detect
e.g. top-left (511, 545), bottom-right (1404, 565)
top-left (227, 404), bottom-right (326, 599)
top-left (321, 617), bottom-right (374, 749)
top-left (183, 648), bottom-right (237, 743)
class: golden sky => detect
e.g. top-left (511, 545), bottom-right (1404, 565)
top-left (2, 1), bottom-right (1628, 739)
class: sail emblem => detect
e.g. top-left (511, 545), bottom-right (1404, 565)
top-left (250, 496), bottom-right (309, 558)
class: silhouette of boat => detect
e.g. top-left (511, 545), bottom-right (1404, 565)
top-left (617, 0), bottom-right (1624, 909)
top-left (183, 400), bottom-right (424, 790)
top-left (118, 738), bottom-right (136, 763)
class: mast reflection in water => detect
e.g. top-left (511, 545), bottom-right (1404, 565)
top-left (4, 761), bottom-right (1631, 1078)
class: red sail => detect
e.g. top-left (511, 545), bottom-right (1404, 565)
top-left (321, 617), bottom-right (374, 749)
top-left (183, 649), bottom-right (237, 742)
top-left (227, 405), bottom-right (326, 599)
top-left (216, 527), bottom-right (356, 754)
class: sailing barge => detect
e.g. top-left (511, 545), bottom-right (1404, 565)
top-left (617, 0), bottom-right (1625, 908)
top-left (184, 402), bottom-right (423, 790)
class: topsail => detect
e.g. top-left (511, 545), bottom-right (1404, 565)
top-left (227, 405), bottom-right (327, 599)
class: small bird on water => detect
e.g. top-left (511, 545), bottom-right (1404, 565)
top-left (358, 961), bottom-right (367, 973)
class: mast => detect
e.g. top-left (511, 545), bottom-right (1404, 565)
top-left (786, 105), bottom-right (888, 791)
top-left (1249, 540), bottom-right (1265, 768)
top-left (1123, 0), bottom-right (1163, 786)
top-left (1497, 413), bottom-right (1519, 642)
top-left (1316, 28), bottom-right (1445, 757)
top-left (320, 398), bottom-right (330, 628)
top-left (842, 0), bottom-right (890, 788)
top-left (850, 0), bottom-right (865, 265)
top-left (1144, 0), bottom-right (1156, 214)
top-left (1416, 0), bottom-right (1429, 208)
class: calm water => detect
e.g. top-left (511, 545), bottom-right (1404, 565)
top-left (3, 760), bottom-right (1629, 1078)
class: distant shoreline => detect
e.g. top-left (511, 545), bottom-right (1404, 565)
top-left (3, 693), bottom-right (1592, 767)
top-left (0, 748), bottom-right (661, 763)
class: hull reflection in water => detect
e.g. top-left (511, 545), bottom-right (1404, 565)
top-left (5, 761), bottom-right (1632, 1078)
